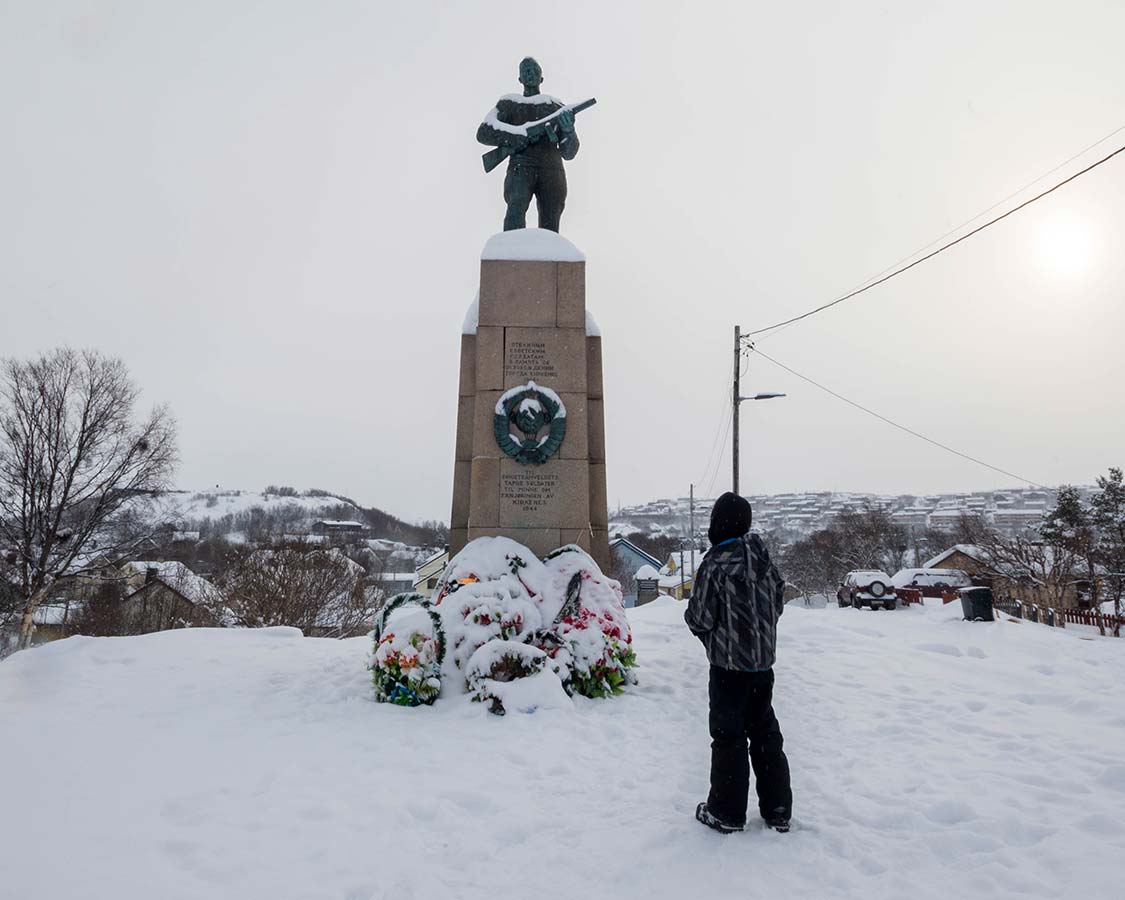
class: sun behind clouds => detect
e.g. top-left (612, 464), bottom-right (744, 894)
top-left (1035, 212), bottom-right (1097, 279)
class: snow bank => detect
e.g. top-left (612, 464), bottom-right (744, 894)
top-left (481, 228), bottom-right (585, 262)
top-left (2, 599), bottom-right (1123, 900)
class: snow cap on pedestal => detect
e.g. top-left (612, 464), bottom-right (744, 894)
top-left (481, 228), bottom-right (585, 262)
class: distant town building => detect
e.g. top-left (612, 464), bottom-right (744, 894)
top-left (413, 549), bottom-right (449, 597)
top-left (119, 560), bottom-right (226, 632)
top-left (609, 538), bottom-right (662, 607)
top-left (312, 520), bottom-right (367, 536)
top-left (988, 509), bottom-right (1045, 531)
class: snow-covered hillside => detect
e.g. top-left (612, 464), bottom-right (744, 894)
top-left (163, 489), bottom-right (362, 523)
top-left (1, 601), bottom-right (1122, 900)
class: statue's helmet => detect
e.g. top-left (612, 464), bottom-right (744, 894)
top-left (518, 57), bottom-right (543, 87)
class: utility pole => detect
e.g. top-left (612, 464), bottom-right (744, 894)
top-left (679, 542), bottom-right (686, 600)
top-left (689, 483), bottom-right (695, 551)
top-left (733, 325), bottom-right (741, 496)
top-left (732, 325), bottom-right (785, 500)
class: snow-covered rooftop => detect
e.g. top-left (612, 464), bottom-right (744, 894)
top-left (923, 545), bottom-right (989, 569)
top-left (123, 560), bottom-right (224, 607)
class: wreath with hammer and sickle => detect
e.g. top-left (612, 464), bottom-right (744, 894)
top-left (493, 381), bottom-right (567, 465)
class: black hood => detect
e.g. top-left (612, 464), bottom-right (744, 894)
top-left (708, 492), bottom-right (752, 546)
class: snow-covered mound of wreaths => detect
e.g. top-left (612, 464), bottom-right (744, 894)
top-left (369, 537), bottom-right (636, 714)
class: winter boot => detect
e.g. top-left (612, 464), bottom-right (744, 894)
top-left (695, 802), bottom-right (743, 834)
top-left (763, 807), bottom-right (790, 833)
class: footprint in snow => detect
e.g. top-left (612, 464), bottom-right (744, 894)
top-left (923, 800), bottom-right (977, 825)
top-left (1076, 813), bottom-right (1122, 833)
top-left (1095, 765), bottom-right (1125, 792)
top-left (914, 643), bottom-right (963, 657)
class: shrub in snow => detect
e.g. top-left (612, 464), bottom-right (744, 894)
top-left (464, 640), bottom-right (548, 715)
top-left (370, 593), bottom-right (445, 707)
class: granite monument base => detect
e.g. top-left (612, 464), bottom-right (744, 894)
top-left (451, 229), bottom-right (609, 569)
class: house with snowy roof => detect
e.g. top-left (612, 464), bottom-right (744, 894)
top-left (120, 560), bottom-right (226, 632)
top-left (924, 544), bottom-right (1099, 609)
top-left (312, 520), bottom-right (368, 537)
top-left (656, 548), bottom-right (706, 600)
top-left (4, 600), bottom-right (80, 646)
top-left (923, 545), bottom-right (992, 574)
top-left (413, 548), bottom-right (449, 597)
top-left (608, 538), bottom-right (662, 607)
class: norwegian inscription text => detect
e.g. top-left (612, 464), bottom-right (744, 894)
top-left (500, 469), bottom-right (559, 513)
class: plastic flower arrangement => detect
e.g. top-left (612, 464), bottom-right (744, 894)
top-left (442, 578), bottom-right (543, 673)
top-left (370, 593), bottom-right (445, 707)
top-left (540, 547), bottom-right (637, 698)
top-left (464, 640), bottom-right (548, 715)
top-left (377, 538), bottom-right (637, 715)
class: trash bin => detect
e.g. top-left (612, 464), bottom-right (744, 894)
top-left (959, 587), bottom-right (995, 622)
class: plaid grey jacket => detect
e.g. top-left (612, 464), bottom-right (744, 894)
top-left (684, 533), bottom-right (785, 672)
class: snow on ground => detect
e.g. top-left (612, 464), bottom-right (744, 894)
top-left (1, 600), bottom-right (1123, 900)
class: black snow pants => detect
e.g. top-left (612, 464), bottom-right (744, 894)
top-left (707, 665), bottom-right (793, 827)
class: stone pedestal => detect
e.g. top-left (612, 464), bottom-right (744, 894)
top-left (451, 230), bottom-right (610, 570)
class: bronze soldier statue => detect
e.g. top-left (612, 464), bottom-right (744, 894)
top-left (477, 58), bottom-right (594, 232)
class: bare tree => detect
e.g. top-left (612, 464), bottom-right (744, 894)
top-left (220, 545), bottom-right (370, 637)
top-left (953, 510), bottom-right (1080, 611)
top-left (67, 579), bottom-right (131, 637)
top-left (0, 349), bottom-right (177, 649)
top-left (780, 527), bottom-right (849, 602)
top-left (837, 504), bottom-right (911, 575)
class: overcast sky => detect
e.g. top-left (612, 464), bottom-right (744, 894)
top-left (3, 1), bottom-right (1124, 522)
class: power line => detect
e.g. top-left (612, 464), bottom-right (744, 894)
top-left (756, 122), bottom-right (1125, 344)
top-left (696, 338), bottom-right (754, 497)
top-left (748, 345), bottom-right (1043, 487)
top-left (745, 138), bottom-right (1125, 339)
top-left (696, 398), bottom-right (729, 494)
top-left (701, 404), bottom-right (732, 499)
top-left (704, 408), bottom-right (733, 500)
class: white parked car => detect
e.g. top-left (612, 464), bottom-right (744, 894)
top-left (838, 570), bottom-right (897, 610)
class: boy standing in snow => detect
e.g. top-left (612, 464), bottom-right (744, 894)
top-left (685, 492), bottom-right (793, 834)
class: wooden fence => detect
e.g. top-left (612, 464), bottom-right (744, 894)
top-left (994, 596), bottom-right (1123, 637)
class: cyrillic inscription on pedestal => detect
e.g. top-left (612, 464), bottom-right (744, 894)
top-left (504, 327), bottom-right (586, 393)
top-left (504, 340), bottom-right (557, 382)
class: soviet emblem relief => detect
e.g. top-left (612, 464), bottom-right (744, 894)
top-left (493, 381), bottom-right (567, 465)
